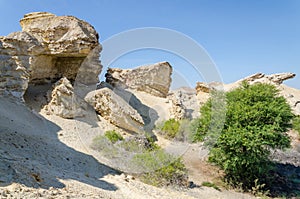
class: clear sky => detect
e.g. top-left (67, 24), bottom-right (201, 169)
top-left (0, 0), bottom-right (299, 89)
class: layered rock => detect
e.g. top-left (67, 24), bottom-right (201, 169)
top-left (85, 86), bottom-right (144, 133)
top-left (44, 77), bottom-right (87, 119)
top-left (105, 62), bottom-right (172, 98)
top-left (0, 32), bottom-right (41, 98)
top-left (0, 12), bottom-right (102, 101)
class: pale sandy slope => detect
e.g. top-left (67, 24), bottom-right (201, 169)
top-left (0, 93), bottom-right (256, 199)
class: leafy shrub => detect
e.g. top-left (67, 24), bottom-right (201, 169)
top-left (160, 119), bottom-right (180, 139)
top-left (293, 115), bottom-right (300, 136)
top-left (133, 150), bottom-right (188, 187)
top-left (191, 91), bottom-right (226, 143)
top-left (193, 83), bottom-right (293, 191)
top-left (104, 130), bottom-right (124, 143)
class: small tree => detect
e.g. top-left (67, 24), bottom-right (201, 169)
top-left (194, 82), bottom-right (293, 190)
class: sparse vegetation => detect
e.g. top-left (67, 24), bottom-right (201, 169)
top-left (193, 82), bottom-right (294, 192)
top-left (133, 150), bottom-right (188, 187)
top-left (201, 181), bottom-right (221, 191)
top-left (104, 130), bottom-right (124, 143)
top-left (92, 131), bottom-right (188, 187)
top-left (159, 118), bottom-right (180, 139)
top-left (158, 119), bottom-right (193, 141)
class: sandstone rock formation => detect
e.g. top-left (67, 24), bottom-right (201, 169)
top-left (105, 62), bottom-right (172, 98)
top-left (227, 72), bottom-right (300, 115)
top-left (44, 77), bottom-right (87, 119)
top-left (195, 82), bottom-right (210, 94)
top-left (168, 91), bottom-right (186, 120)
top-left (0, 12), bottom-right (102, 100)
top-left (85, 86), bottom-right (144, 133)
top-left (169, 87), bottom-right (200, 119)
top-left (195, 82), bottom-right (211, 106)
top-left (239, 72), bottom-right (296, 85)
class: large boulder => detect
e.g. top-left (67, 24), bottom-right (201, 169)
top-left (105, 61), bottom-right (172, 98)
top-left (0, 12), bottom-right (102, 101)
top-left (44, 77), bottom-right (87, 119)
top-left (85, 86), bottom-right (144, 133)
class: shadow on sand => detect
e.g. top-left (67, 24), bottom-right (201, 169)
top-left (0, 96), bottom-right (119, 190)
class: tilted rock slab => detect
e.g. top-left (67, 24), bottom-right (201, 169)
top-left (85, 87), bottom-right (144, 133)
top-left (105, 62), bottom-right (172, 98)
top-left (0, 12), bottom-right (102, 99)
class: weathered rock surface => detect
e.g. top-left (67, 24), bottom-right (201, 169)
top-left (195, 82), bottom-right (210, 94)
top-left (0, 32), bottom-right (40, 98)
top-left (44, 77), bottom-right (87, 119)
top-left (195, 82), bottom-right (212, 106)
top-left (168, 87), bottom-right (199, 119)
top-left (105, 62), bottom-right (172, 98)
top-left (0, 12), bottom-right (102, 100)
top-left (239, 72), bottom-right (296, 85)
top-left (168, 91), bottom-right (186, 120)
top-left (85, 86), bottom-right (144, 133)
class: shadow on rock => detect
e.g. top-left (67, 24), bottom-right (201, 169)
top-left (0, 96), bottom-right (118, 190)
top-left (267, 163), bottom-right (300, 198)
top-left (114, 88), bottom-right (159, 132)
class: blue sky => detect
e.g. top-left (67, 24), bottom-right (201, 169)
top-left (0, 0), bottom-right (299, 89)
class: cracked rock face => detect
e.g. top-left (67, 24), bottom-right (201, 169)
top-left (105, 62), bottom-right (172, 98)
top-left (0, 12), bottom-right (102, 99)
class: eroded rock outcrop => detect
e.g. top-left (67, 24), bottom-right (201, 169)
top-left (168, 91), bottom-right (186, 120)
top-left (0, 12), bottom-right (102, 101)
top-left (85, 86), bottom-right (144, 133)
top-left (44, 77), bottom-right (87, 119)
top-left (239, 72), bottom-right (296, 85)
top-left (195, 82), bottom-right (211, 106)
top-left (230, 72), bottom-right (299, 115)
top-left (195, 82), bottom-right (210, 94)
top-left (105, 62), bottom-right (172, 98)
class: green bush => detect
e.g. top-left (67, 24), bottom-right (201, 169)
top-left (160, 119), bottom-right (180, 139)
top-left (133, 150), bottom-right (188, 187)
top-left (193, 82), bottom-right (293, 191)
top-left (191, 91), bottom-right (226, 143)
top-left (293, 115), bottom-right (300, 136)
top-left (104, 130), bottom-right (124, 143)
